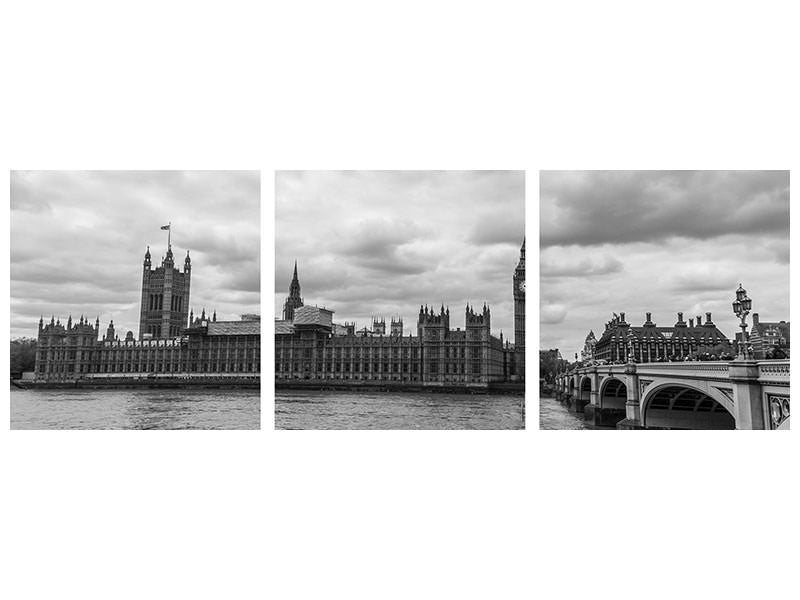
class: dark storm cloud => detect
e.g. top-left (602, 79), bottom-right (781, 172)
top-left (539, 171), bottom-right (790, 358)
top-left (10, 171), bottom-right (260, 339)
top-left (540, 171), bottom-right (789, 248)
top-left (276, 171), bottom-right (525, 337)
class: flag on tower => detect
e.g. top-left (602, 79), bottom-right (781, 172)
top-left (160, 224), bottom-right (170, 230)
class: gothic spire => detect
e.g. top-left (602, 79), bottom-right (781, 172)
top-left (288, 261), bottom-right (301, 296)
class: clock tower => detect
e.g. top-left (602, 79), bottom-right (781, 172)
top-left (513, 238), bottom-right (525, 379)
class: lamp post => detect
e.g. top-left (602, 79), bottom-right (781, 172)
top-left (732, 283), bottom-right (753, 360)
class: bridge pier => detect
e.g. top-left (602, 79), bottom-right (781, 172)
top-left (616, 418), bottom-right (646, 429)
top-left (571, 398), bottom-right (588, 413)
top-left (729, 360), bottom-right (767, 430)
top-left (617, 363), bottom-right (644, 429)
top-left (583, 404), bottom-right (626, 427)
top-left (589, 370), bottom-right (599, 406)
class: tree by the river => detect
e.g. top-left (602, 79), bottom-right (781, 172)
top-left (10, 338), bottom-right (37, 376)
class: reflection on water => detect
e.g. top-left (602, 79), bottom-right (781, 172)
top-left (539, 394), bottom-right (593, 430)
top-left (10, 388), bottom-right (260, 430)
top-left (276, 390), bottom-right (525, 430)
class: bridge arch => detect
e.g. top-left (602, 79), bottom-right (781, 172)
top-left (578, 375), bottom-right (592, 406)
top-left (640, 381), bottom-right (735, 430)
top-left (598, 376), bottom-right (627, 410)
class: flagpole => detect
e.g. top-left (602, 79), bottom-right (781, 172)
top-left (168, 221), bottom-right (171, 249)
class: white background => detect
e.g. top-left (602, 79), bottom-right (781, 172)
top-left (1, 1), bottom-right (798, 599)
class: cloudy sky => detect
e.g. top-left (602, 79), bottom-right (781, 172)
top-left (10, 171), bottom-right (260, 340)
top-left (540, 171), bottom-right (790, 359)
top-left (276, 171), bottom-right (525, 338)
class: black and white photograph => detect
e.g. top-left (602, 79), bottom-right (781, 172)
top-left (10, 170), bottom-right (261, 429)
top-left (4, 3), bottom-right (798, 600)
top-left (275, 170), bottom-right (525, 429)
top-left (540, 170), bottom-right (790, 430)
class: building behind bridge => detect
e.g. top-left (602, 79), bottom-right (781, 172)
top-left (581, 331), bottom-right (596, 362)
top-left (33, 239), bottom-right (260, 382)
top-left (594, 311), bottom-right (732, 363)
top-left (748, 313), bottom-right (790, 359)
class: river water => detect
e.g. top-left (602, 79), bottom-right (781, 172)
top-left (275, 390), bottom-right (525, 430)
top-left (10, 388), bottom-right (260, 430)
top-left (539, 393), bottom-right (592, 430)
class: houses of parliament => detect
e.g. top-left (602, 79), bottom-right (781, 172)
top-left (33, 234), bottom-right (260, 383)
top-left (275, 240), bottom-right (525, 387)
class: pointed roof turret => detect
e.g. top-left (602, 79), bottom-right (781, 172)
top-left (164, 242), bottom-right (174, 266)
top-left (287, 260), bottom-right (301, 300)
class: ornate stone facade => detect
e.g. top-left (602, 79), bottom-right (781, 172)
top-left (275, 242), bottom-right (525, 386)
top-left (593, 311), bottom-right (732, 363)
top-left (276, 303), bottom-right (507, 385)
top-left (581, 330), bottom-right (597, 362)
top-left (139, 244), bottom-right (191, 339)
top-left (33, 240), bottom-right (260, 383)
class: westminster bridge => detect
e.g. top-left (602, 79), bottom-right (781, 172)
top-left (554, 360), bottom-right (790, 430)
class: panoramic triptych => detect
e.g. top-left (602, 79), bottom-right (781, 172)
top-left (7, 170), bottom-right (791, 430)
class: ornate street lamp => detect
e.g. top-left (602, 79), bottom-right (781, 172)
top-left (732, 283), bottom-right (753, 359)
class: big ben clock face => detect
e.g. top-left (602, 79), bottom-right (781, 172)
top-left (518, 280), bottom-right (525, 294)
